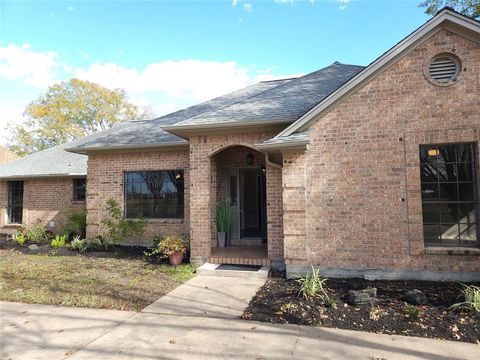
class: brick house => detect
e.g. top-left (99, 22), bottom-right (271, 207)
top-left (1, 9), bottom-right (479, 280)
top-left (0, 143), bottom-right (87, 233)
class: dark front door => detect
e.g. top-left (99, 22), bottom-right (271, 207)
top-left (239, 168), bottom-right (266, 240)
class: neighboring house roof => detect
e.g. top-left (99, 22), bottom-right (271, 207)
top-left (277, 8), bottom-right (480, 138)
top-left (0, 142), bottom-right (87, 179)
top-left (163, 62), bottom-right (364, 133)
top-left (0, 146), bottom-right (19, 165)
top-left (67, 79), bottom-right (295, 153)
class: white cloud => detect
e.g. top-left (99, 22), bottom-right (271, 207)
top-left (75, 59), bottom-right (251, 101)
top-left (243, 2), bottom-right (252, 12)
top-left (0, 43), bottom-right (58, 87)
top-left (232, 0), bottom-right (238, 6)
top-left (337, 0), bottom-right (350, 11)
top-left (78, 49), bottom-right (89, 60)
top-left (67, 6), bottom-right (75, 12)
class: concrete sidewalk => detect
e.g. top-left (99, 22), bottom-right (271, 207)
top-left (1, 275), bottom-right (479, 360)
top-left (67, 312), bottom-right (479, 360)
top-left (0, 301), bottom-right (135, 360)
top-left (143, 275), bottom-right (265, 318)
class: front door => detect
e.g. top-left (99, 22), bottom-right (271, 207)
top-left (227, 167), bottom-right (266, 243)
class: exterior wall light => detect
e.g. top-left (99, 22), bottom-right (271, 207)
top-left (246, 151), bottom-right (254, 165)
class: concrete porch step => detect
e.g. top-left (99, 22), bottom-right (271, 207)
top-left (197, 263), bottom-right (270, 279)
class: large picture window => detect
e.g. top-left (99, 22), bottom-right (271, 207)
top-left (124, 170), bottom-right (184, 219)
top-left (420, 143), bottom-right (478, 247)
top-left (8, 181), bottom-right (24, 224)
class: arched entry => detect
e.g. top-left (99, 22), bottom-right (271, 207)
top-left (211, 145), bottom-right (267, 245)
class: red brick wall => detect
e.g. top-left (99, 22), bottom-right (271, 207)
top-left (0, 178), bottom-right (85, 233)
top-left (292, 29), bottom-right (480, 275)
top-left (86, 149), bottom-right (190, 245)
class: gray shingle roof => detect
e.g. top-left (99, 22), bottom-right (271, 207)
top-left (67, 78), bottom-right (295, 152)
top-left (259, 132), bottom-right (310, 147)
top-left (0, 142), bottom-right (87, 179)
top-left (166, 62), bottom-right (364, 129)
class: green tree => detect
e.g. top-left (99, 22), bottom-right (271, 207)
top-left (419, 0), bottom-right (480, 19)
top-left (8, 78), bottom-right (152, 156)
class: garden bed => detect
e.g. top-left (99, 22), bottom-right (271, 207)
top-left (242, 278), bottom-right (480, 343)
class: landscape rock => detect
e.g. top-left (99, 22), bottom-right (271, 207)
top-left (404, 289), bottom-right (428, 305)
top-left (28, 244), bottom-right (39, 251)
top-left (346, 287), bottom-right (377, 305)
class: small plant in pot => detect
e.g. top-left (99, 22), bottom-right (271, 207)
top-left (215, 200), bottom-right (233, 247)
top-left (155, 235), bottom-right (189, 266)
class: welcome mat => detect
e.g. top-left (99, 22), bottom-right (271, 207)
top-left (216, 264), bottom-right (262, 272)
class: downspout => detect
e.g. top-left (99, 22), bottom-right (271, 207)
top-left (263, 152), bottom-right (282, 169)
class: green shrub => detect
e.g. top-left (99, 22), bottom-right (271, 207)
top-left (296, 266), bottom-right (334, 307)
top-left (11, 230), bottom-right (26, 245)
top-left (70, 236), bottom-right (103, 252)
top-left (215, 200), bottom-right (233, 232)
top-left (25, 225), bottom-right (48, 243)
top-left (449, 283), bottom-right (480, 313)
top-left (65, 209), bottom-right (87, 238)
top-left (101, 198), bottom-right (146, 244)
top-left (404, 303), bottom-right (420, 318)
top-left (50, 234), bottom-right (67, 248)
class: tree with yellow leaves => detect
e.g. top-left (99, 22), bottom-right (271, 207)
top-left (8, 78), bottom-right (151, 156)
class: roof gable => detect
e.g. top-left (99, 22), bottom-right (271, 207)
top-left (277, 8), bottom-right (480, 138)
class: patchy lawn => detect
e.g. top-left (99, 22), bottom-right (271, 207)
top-left (0, 246), bottom-right (195, 311)
top-left (242, 278), bottom-right (480, 343)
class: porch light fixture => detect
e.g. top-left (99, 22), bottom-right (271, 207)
top-left (246, 151), bottom-right (254, 165)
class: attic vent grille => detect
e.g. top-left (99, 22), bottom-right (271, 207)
top-left (428, 55), bottom-right (459, 83)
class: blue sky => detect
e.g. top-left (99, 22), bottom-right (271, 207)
top-left (0, 0), bottom-right (430, 145)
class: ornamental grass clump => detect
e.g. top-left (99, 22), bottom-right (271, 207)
top-left (296, 265), bottom-right (336, 308)
top-left (214, 200), bottom-right (233, 233)
top-left (449, 283), bottom-right (480, 313)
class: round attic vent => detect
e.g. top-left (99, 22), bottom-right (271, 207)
top-left (427, 54), bottom-right (460, 84)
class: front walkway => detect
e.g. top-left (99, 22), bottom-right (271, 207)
top-left (1, 276), bottom-right (479, 360)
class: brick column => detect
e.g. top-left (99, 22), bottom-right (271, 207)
top-left (266, 163), bottom-right (284, 264)
top-left (189, 139), bottom-right (213, 263)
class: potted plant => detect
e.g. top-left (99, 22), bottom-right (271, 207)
top-left (156, 235), bottom-right (189, 266)
top-left (215, 200), bottom-right (233, 247)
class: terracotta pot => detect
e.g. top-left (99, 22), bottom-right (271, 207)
top-left (217, 232), bottom-right (226, 247)
top-left (169, 252), bottom-right (183, 266)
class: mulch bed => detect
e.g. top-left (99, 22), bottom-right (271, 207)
top-left (0, 236), bottom-right (188, 263)
top-left (242, 278), bottom-right (480, 343)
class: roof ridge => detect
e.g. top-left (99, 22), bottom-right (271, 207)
top-left (260, 77), bottom-right (299, 83)
top-left (177, 78), bottom-right (295, 124)
top-left (147, 81), bottom-right (281, 124)
top-left (175, 63), bottom-right (361, 125)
